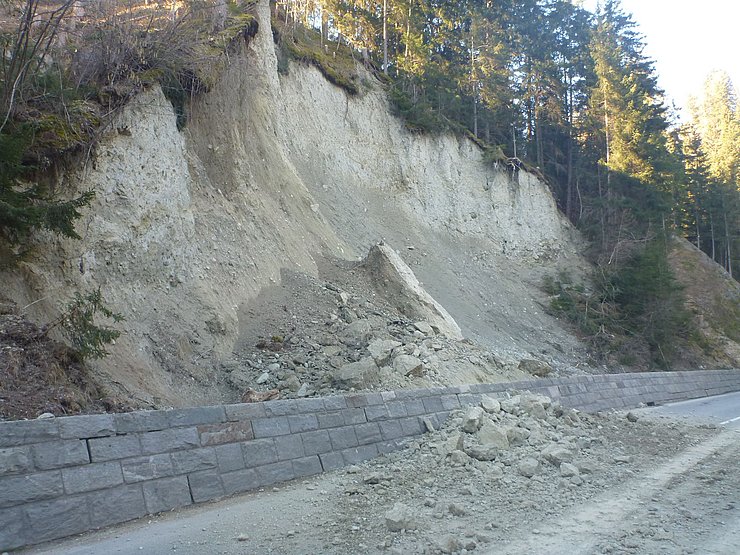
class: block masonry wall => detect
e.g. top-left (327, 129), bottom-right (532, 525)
top-left (2, 368), bottom-right (739, 551)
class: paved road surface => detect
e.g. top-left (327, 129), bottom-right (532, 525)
top-left (25, 392), bottom-right (740, 555)
top-left (638, 390), bottom-right (740, 429)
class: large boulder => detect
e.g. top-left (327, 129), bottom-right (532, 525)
top-left (385, 502), bottom-right (418, 531)
top-left (393, 354), bottom-right (424, 377)
top-left (364, 243), bottom-right (463, 340)
top-left (461, 406), bottom-right (486, 433)
top-left (477, 421), bottom-right (510, 450)
top-left (518, 358), bottom-right (553, 377)
top-left (367, 339), bottom-right (402, 366)
top-left (541, 443), bottom-right (576, 466)
top-left (331, 357), bottom-right (380, 389)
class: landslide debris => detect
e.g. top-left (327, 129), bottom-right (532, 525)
top-left (230, 251), bottom-right (535, 402)
top-left (307, 393), bottom-right (715, 555)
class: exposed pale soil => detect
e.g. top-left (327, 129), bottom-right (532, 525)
top-left (0, 0), bottom-right (591, 413)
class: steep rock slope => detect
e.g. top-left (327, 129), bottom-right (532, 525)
top-left (1, 0), bottom-right (587, 408)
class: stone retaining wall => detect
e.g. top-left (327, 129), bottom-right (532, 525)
top-left (2, 368), bottom-right (739, 551)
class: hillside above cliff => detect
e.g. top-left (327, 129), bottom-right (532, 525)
top-left (0, 0), bottom-right (736, 419)
top-left (0, 0), bottom-right (593, 414)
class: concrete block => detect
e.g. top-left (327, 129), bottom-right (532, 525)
top-left (224, 403), bottom-right (267, 421)
top-left (142, 476), bottom-right (192, 513)
top-left (423, 386), bottom-right (448, 397)
top-left (381, 391), bottom-right (397, 401)
top-left (346, 392), bottom-right (383, 407)
top-left (301, 430), bottom-right (333, 456)
top-left (0, 419), bottom-right (59, 448)
top-left (0, 506), bottom-right (25, 551)
top-left (0, 447), bottom-right (31, 476)
top-left (394, 388), bottom-right (431, 399)
top-left (292, 456), bottom-right (322, 478)
top-left (31, 439), bottom-right (89, 470)
top-left (58, 414), bottom-right (116, 439)
top-left (88, 483), bottom-right (146, 528)
top-left (88, 434), bottom-right (142, 462)
top-left (458, 393), bottom-right (483, 406)
top-left (317, 410), bottom-right (345, 429)
top-left (242, 438), bottom-right (278, 467)
top-left (256, 461), bottom-right (294, 486)
top-left (354, 422), bottom-right (382, 445)
top-left (341, 444), bottom-right (379, 465)
top-left (171, 447), bottom-right (217, 474)
top-left (439, 395), bottom-right (461, 411)
top-left (222, 468), bottom-right (260, 495)
top-left (62, 461), bottom-right (123, 494)
top-left (24, 496), bottom-right (90, 544)
top-left (251, 417), bottom-right (290, 438)
top-left (167, 406), bottom-right (226, 428)
top-left (386, 401), bottom-right (408, 418)
top-left (287, 414), bottom-right (319, 433)
top-left (0, 470), bottom-right (62, 507)
top-left (399, 416), bottom-right (424, 436)
top-left (188, 470), bottom-right (224, 502)
top-left (435, 412), bottom-right (451, 427)
top-left (404, 398), bottom-right (427, 415)
top-left (292, 398), bottom-right (325, 413)
top-left (121, 454), bottom-right (173, 483)
top-left (198, 421), bottom-right (254, 446)
top-left (115, 410), bottom-right (170, 433)
top-left (341, 408), bottom-right (368, 425)
top-left (322, 396), bottom-right (348, 410)
top-left (263, 400), bottom-right (301, 417)
top-left (214, 443), bottom-right (245, 473)
top-left (364, 405), bottom-right (389, 422)
top-left (140, 427), bottom-right (200, 455)
top-left (274, 434), bottom-right (305, 461)
top-left (329, 427), bottom-right (358, 450)
top-left (469, 383), bottom-right (491, 393)
top-left (421, 396), bottom-right (444, 413)
top-left (378, 420), bottom-right (404, 440)
top-left (319, 451), bottom-right (344, 471)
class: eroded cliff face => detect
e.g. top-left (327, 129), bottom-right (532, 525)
top-left (2, 0), bottom-right (587, 407)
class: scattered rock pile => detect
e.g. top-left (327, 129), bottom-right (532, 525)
top-left (227, 265), bottom-right (533, 400)
top-left (426, 392), bottom-right (593, 484)
top-left (318, 391), bottom-right (706, 555)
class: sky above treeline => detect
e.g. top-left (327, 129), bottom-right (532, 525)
top-left (582, 0), bottom-right (740, 118)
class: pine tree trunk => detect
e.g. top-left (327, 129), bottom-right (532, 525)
top-left (405, 3), bottom-right (411, 59)
top-left (695, 209), bottom-right (701, 251)
top-left (725, 211), bottom-right (733, 275)
top-left (471, 28), bottom-right (477, 138)
top-left (383, 0), bottom-right (388, 75)
top-left (321, 6), bottom-right (329, 46)
top-left (565, 74), bottom-right (574, 222)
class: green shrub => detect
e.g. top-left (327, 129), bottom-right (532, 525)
top-left (0, 128), bottom-right (93, 258)
top-left (544, 235), bottom-right (694, 367)
top-left (57, 289), bottom-right (124, 360)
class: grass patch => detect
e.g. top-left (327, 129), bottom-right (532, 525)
top-left (272, 17), bottom-right (361, 95)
